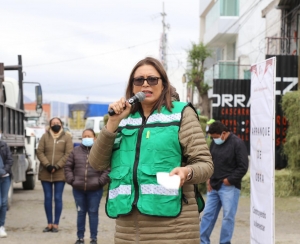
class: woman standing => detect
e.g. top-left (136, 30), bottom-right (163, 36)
top-left (0, 140), bottom-right (13, 238)
top-left (65, 129), bottom-right (110, 244)
top-left (89, 57), bottom-right (214, 243)
top-left (37, 117), bottom-right (73, 233)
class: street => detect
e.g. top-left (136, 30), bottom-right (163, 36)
top-left (2, 181), bottom-right (300, 244)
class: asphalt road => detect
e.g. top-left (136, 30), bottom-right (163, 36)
top-left (1, 181), bottom-right (300, 244)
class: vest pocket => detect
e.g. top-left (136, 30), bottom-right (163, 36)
top-left (137, 166), bottom-right (182, 217)
top-left (106, 166), bottom-right (134, 217)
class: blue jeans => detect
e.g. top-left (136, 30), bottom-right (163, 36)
top-left (41, 181), bottom-right (65, 225)
top-left (0, 176), bottom-right (10, 226)
top-left (200, 184), bottom-right (240, 244)
top-left (72, 188), bottom-right (103, 240)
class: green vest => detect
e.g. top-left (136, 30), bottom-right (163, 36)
top-left (106, 102), bottom-right (191, 218)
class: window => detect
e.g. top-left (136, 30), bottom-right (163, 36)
top-left (244, 70), bottom-right (251, 79)
top-left (220, 0), bottom-right (239, 16)
top-left (99, 120), bottom-right (104, 130)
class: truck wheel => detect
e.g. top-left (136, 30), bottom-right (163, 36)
top-left (7, 178), bottom-right (13, 210)
top-left (22, 174), bottom-right (36, 190)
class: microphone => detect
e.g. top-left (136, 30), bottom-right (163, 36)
top-left (108, 92), bottom-right (146, 116)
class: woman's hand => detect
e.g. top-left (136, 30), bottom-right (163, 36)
top-left (106, 98), bottom-right (132, 133)
top-left (169, 167), bottom-right (190, 187)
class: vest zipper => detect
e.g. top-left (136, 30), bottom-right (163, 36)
top-left (133, 115), bottom-right (148, 206)
top-left (84, 147), bottom-right (89, 191)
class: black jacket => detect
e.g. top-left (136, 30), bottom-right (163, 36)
top-left (209, 133), bottom-right (248, 190)
top-left (64, 144), bottom-right (110, 191)
top-left (0, 140), bottom-right (13, 176)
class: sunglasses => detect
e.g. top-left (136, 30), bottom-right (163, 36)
top-left (132, 76), bottom-right (161, 86)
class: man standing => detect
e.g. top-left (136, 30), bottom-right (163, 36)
top-left (0, 139), bottom-right (13, 238)
top-left (200, 121), bottom-right (248, 244)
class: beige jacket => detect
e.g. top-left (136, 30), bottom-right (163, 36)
top-left (37, 130), bottom-right (73, 182)
top-left (89, 106), bottom-right (214, 244)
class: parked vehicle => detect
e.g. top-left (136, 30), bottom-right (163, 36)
top-left (0, 55), bottom-right (43, 207)
top-left (84, 116), bottom-right (104, 134)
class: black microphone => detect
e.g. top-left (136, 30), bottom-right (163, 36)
top-left (108, 92), bottom-right (146, 116)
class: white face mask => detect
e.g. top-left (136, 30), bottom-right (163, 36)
top-left (213, 137), bottom-right (225, 145)
top-left (213, 132), bottom-right (225, 145)
top-left (82, 138), bottom-right (94, 147)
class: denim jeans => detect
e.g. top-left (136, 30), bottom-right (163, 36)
top-left (72, 188), bottom-right (103, 240)
top-left (41, 181), bottom-right (65, 225)
top-left (0, 176), bottom-right (10, 226)
top-left (200, 184), bottom-right (240, 244)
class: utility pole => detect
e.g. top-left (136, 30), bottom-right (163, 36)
top-left (160, 2), bottom-right (169, 71)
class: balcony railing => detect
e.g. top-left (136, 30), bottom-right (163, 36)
top-left (266, 37), bottom-right (300, 55)
top-left (204, 61), bottom-right (251, 87)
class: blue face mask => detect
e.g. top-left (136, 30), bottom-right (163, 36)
top-left (213, 133), bottom-right (225, 145)
top-left (82, 138), bottom-right (94, 147)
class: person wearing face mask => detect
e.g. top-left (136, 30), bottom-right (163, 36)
top-left (200, 121), bottom-right (248, 244)
top-left (64, 129), bottom-right (110, 244)
top-left (37, 117), bottom-right (73, 233)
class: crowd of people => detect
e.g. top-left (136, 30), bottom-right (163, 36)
top-left (0, 57), bottom-right (248, 244)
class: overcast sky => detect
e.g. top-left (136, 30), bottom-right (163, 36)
top-left (1, 0), bottom-right (200, 104)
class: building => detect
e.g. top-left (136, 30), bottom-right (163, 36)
top-left (199, 0), bottom-right (299, 97)
top-left (68, 101), bottom-right (109, 130)
top-left (24, 102), bottom-right (50, 126)
top-left (198, 0), bottom-right (300, 168)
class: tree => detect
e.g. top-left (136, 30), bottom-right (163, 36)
top-left (186, 42), bottom-right (212, 117)
top-left (281, 90), bottom-right (300, 169)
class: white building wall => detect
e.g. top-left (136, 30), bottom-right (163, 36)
top-left (199, 0), bottom-right (281, 65)
top-left (236, 0), bottom-right (276, 65)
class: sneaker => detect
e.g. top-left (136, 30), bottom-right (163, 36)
top-left (75, 239), bottom-right (84, 244)
top-left (90, 239), bottom-right (97, 244)
top-left (0, 226), bottom-right (7, 238)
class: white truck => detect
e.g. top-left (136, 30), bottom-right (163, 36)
top-left (0, 55), bottom-right (43, 207)
top-left (85, 116), bottom-right (104, 134)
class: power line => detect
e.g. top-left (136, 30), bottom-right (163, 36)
top-left (236, 3), bottom-right (300, 50)
top-left (25, 39), bottom-right (159, 68)
top-left (44, 82), bottom-right (124, 93)
top-left (237, 3), bottom-right (300, 61)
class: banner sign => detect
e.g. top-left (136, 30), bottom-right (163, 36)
top-left (250, 57), bottom-right (276, 244)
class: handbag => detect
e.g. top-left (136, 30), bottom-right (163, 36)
top-left (194, 184), bottom-right (205, 213)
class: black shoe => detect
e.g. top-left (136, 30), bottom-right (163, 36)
top-left (90, 239), bottom-right (97, 244)
top-left (75, 239), bottom-right (84, 244)
top-left (52, 227), bottom-right (59, 233)
top-left (43, 227), bottom-right (52, 233)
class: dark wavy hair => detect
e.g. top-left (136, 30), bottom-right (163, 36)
top-left (125, 57), bottom-right (173, 114)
